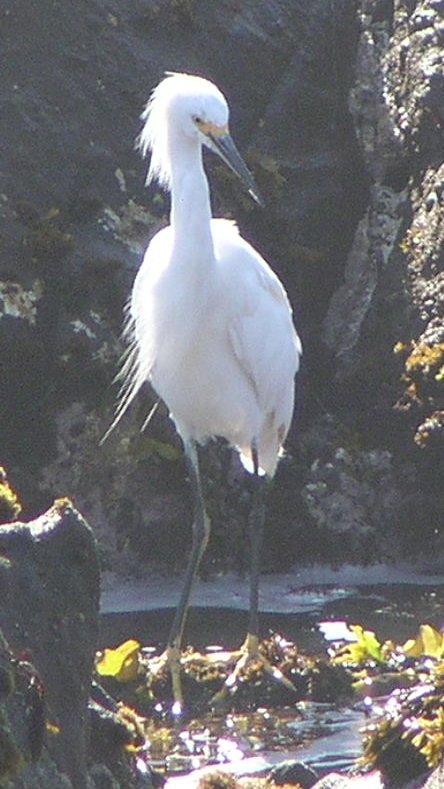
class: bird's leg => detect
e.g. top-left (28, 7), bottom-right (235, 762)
top-left (247, 443), bottom-right (265, 642)
top-left (212, 446), bottom-right (297, 704)
top-left (245, 464), bottom-right (296, 691)
top-left (166, 439), bottom-right (210, 713)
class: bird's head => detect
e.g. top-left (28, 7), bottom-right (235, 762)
top-left (138, 72), bottom-right (263, 206)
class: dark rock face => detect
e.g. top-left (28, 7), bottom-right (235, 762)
top-left (0, 628), bottom-right (75, 788)
top-left (0, 501), bottom-right (100, 788)
top-left (319, 0), bottom-right (444, 561)
top-left (0, 0), bottom-right (442, 572)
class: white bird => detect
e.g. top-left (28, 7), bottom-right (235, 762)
top-left (109, 72), bottom-right (302, 710)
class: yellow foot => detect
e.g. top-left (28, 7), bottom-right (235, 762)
top-left (148, 644), bottom-right (184, 716)
top-left (167, 644), bottom-right (184, 716)
top-left (211, 632), bottom-right (298, 706)
top-left (147, 634), bottom-right (298, 712)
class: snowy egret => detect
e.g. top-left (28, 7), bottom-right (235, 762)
top-left (109, 72), bottom-right (302, 710)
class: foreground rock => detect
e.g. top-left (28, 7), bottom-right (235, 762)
top-left (0, 501), bottom-right (165, 788)
top-left (0, 501), bottom-right (99, 788)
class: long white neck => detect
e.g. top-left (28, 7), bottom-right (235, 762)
top-left (168, 133), bottom-right (214, 256)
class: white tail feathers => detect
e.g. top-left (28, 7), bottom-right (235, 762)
top-left (100, 306), bottom-right (148, 444)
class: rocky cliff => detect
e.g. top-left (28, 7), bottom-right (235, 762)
top-left (1, 0), bottom-right (442, 573)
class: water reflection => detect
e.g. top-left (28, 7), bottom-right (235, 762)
top-left (162, 703), bottom-right (365, 786)
top-left (99, 581), bottom-right (444, 784)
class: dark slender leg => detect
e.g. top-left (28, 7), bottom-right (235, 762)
top-left (246, 448), bottom-right (297, 692)
top-left (247, 447), bottom-right (266, 639)
top-left (211, 445), bottom-right (296, 705)
top-left (167, 439), bottom-right (210, 710)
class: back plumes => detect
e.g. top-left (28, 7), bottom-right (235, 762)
top-left (137, 72), bottom-right (228, 191)
top-left (137, 73), bottom-right (177, 190)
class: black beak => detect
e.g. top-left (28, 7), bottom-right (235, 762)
top-left (207, 132), bottom-right (265, 208)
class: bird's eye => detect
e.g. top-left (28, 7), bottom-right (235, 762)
top-left (193, 115), bottom-right (202, 125)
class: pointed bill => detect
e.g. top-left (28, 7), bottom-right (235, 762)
top-left (206, 131), bottom-right (264, 207)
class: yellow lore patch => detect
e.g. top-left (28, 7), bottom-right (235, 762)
top-left (196, 119), bottom-right (228, 138)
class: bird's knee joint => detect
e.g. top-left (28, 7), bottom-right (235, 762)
top-left (192, 512), bottom-right (210, 546)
